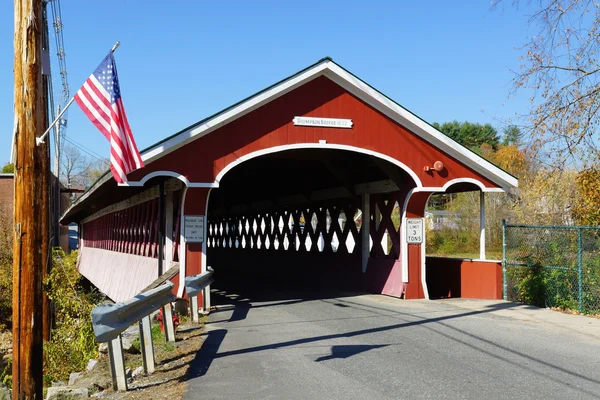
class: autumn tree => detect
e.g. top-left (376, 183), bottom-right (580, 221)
top-left (573, 167), bottom-right (600, 225)
top-left (495, 0), bottom-right (600, 167)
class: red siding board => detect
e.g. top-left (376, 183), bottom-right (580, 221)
top-left (137, 77), bottom-right (500, 192)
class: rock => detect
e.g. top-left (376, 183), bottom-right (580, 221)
top-left (174, 299), bottom-right (189, 316)
top-left (121, 336), bottom-right (139, 354)
top-left (45, 387), bottom-right (89, 400)
top-left (98, 343), bottom-right (108, 354)
top-left (68, 372), bottom-right (84, 386)
top-left (52, 381), bottom-right (67, 387)
top-left (131, 366), bottom-right (144, 378)
top-left (86, 359), bottom-right (98, 372)
top-left (0, 384), bottom-right (11, 400)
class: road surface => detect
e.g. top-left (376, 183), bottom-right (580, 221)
top-left (184, 284), bottom-right (600, 399)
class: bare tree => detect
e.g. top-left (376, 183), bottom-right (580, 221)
top-left (495, 0), bottom-right (600, 168)
top-left (60, 144), bottom-right (109, 188)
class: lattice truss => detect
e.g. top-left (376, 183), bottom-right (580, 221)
top-left (83, 191), bottom-right (182, 261)
top-left (208, 192), bottom-right (403, 258)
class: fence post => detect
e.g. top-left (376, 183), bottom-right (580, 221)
top-left (577, 227), bottom-right (583, 313)
top-left (502, 219), bottom-right (507, 300)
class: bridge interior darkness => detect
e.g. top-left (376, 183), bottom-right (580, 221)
top-left (206, 148), bottom-right (415, 296)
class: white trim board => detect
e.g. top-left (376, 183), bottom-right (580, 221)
top-left (80, 178), bottom-right (184, 225)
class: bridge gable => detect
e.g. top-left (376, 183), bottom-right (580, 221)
top-left (129, 75), bottom-right (507, 190)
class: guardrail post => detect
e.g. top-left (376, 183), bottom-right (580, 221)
top-left (190, 295), bottom-right (199, 323)
top-left (577, 227), bottom-right (583, 313)
top-left (108, 335), bottom-right (128, 391)
top-left (139, 315), bottom-right (155, 374)
top-left (203, 284), bottom-right (211, 313)
top-left (163, 303), bottom-right (176, 342)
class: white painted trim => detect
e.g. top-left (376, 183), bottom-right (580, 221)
top-left (81, 179), bottom-right (184, 225)
top-left (419, 177), bottom-right (505, 193)
top-left (480, 191), bottom-right (486, 260)
top-left (138, 59), bottom-right (517, 190)
top-left (421, 223), bottom-right (429, 300)
top-left (119, 170), bottom-right (218, 188)
top-left (202, 189), bottom-right (213, 312)
top-left (177, 187), bottom-right (189, 298)
top-left (426, 256), bottom-right (502, 263)
top-left (141, 63), bottom-right (330, 164)
top-left (400, 177), bottom-right (496, 293)
top-left (165, 191), bottom-right (174, 265)
top-left (322, 64), bottom-right (518, 190)
top-left (214, 142), bottom-right (423, 188)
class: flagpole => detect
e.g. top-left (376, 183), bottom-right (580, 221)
top-left (35, 41), bottom-right (121, 146)
top-left (36, 97), bottom-right (74, 146)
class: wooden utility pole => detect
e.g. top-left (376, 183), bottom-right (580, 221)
top-left (13, 0), bottom-right (47, 397)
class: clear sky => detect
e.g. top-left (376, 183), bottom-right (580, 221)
top-left (0, 0), bottom-right (534, 167)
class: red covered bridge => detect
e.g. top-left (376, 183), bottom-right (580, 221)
top-left (61, 57), bottom-right (517, 306)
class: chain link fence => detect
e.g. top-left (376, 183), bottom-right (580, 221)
top-left (502, 221), bottom-right (600, 315)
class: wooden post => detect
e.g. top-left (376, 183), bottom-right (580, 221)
top-left (41, 1), bottom-right (52, 343)
top-left (12, 0), bottom-right (47, 398)
top-left (361, 194), bottom-right (370, 273)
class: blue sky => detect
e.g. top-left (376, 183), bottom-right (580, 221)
top-left (0, 1), bottom-right (533, 166)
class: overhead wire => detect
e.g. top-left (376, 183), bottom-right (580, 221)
top-left (61, 135), bottom-right (109, 164)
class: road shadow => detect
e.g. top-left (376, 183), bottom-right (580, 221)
top-left (315, 344), bottom-right (389, 362)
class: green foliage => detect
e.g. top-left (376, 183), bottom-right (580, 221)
top-left (0, 163), bottom-right (13, 174)
top-left (432, 120), bottom-right (500, 151)
top-left (43, 249), bottom-right (102, 382)
top-left (131, 322), bottom-right (176, 354)
top-left (502, 125), bottom-right (523, 146)
top-left (0, 358), bottom-right (11, 388)
top-left (505, 226), bottom-right (600, 315)
top-left (0, 208), bottom-right (12, 330)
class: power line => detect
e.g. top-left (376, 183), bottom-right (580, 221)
top-left (61, 133), bottom-right (108, 161)
top-left (62, 135), bottom-right (108, 164)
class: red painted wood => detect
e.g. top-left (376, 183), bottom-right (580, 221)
top-left (129, 76), bottom-right (502, 192)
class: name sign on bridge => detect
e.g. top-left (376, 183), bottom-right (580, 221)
top-left (293, 116), bottom-right (353, 129)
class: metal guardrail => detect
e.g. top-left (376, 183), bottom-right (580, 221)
top-left (92, 282), bottom-right (176, 343)
top-left (91, 282), bottom-right (178, 391)
top-left (185, 268), bottom-right (214, 323)
top-left (91, 270), bottom-right (216, 392)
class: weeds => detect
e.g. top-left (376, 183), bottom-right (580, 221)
top-left (43, 248), bottom-right (103, 383)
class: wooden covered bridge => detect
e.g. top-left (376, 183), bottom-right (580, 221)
top-left (61, 57), bottom-right (517, 307)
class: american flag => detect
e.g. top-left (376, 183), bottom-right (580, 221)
top-left (74, 52), bottom-right (144, 184)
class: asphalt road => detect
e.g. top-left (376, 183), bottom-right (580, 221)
top-left (184, 283), bottom-right (600, 400)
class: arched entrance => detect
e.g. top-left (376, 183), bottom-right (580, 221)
top-left (205, 147), bottom-right (418, 297)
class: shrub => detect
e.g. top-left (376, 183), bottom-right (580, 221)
top-left (0, 207), bottom-right (12, 330)
top-left (43, 249), bottom-right (102, 382)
